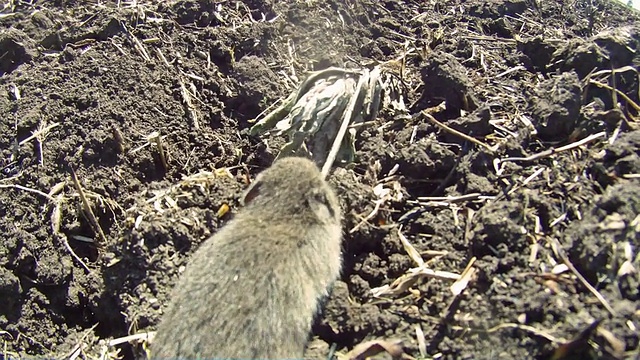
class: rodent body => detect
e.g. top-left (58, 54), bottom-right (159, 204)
top-left (152, 157), bottom-right (343, 359)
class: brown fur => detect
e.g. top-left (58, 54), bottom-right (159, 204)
top-left (152, 157), bottom-right (343, 359)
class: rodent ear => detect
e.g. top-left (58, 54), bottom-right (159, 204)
top-left (240, 175), bottom-right (263, 206)
top-left (308, 189), bottom-right (337, 223)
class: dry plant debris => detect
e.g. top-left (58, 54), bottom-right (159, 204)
top-left (71, 168), bottom-right (109, 246)
top-left (339, 339), bottom-right (412, 360)
top-left (126, 167), bottom-right (234, 228)
top-left (0, 171), bottom-right (121, 274)
top-left (371, 227), bottom-right (463, 299)
top-left (249, 64), bottom-right (408, 176)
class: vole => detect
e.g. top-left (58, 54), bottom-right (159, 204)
top-left (151, 156), bottom-right (343, 359)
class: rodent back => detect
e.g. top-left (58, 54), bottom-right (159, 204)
top-left (152, 157), bottom-right (343, 359)
top-left (153, 192), bottom-right (343, 359)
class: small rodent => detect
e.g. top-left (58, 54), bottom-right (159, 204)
top-left (152, 157), bottom-right (343, 359)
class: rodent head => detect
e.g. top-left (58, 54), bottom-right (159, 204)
top-left (241, 157), bottom-right (341, 224)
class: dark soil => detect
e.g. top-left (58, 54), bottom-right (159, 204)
top-left (1, 0), bottom-right (639, 359)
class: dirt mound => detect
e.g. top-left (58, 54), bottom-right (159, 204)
top-left (1, 1), bottom-right (639, 359)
